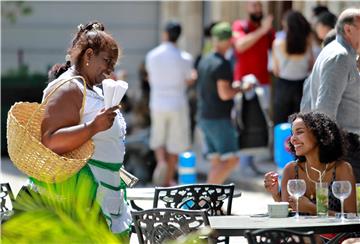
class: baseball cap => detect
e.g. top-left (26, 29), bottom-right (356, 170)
top-left (211, 22), bottom-right (232, 41)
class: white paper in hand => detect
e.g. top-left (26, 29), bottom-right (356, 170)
top-left (103, 79), bottom-right (115, 109)
top-left (102, 79), bottom-right (128, 109)
top-left (112, 80), bottom-right (128, 107)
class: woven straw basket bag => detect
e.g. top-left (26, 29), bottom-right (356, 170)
top-left (7, 76), bottom-right (94, 183)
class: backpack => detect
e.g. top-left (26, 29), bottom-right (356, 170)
top-left (232, 86), bottom-right (272, 151)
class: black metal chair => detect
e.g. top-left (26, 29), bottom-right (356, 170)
top-left (244, 229), bottom-right (316, 244)
top-left (153, 183), bottom-right (234, 243)
top-left (153, 183), bottom-right (234, 216)
top-left (131, 208), bottom-right (211, 244)
top-left (0, 183), bottom-right (15, 222)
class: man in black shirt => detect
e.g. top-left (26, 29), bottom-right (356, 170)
top-left (197, 22), bottom-right (243, 184)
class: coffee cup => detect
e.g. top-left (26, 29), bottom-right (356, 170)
top-left (268, 202), bottom-right (289, 218)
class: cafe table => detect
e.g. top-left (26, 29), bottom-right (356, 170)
top-left (209, 215), bottom-right (360, 236)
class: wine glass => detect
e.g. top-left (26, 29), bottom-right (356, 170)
top-left (332, 181), bottom-right (352, 221)
top-left (287, 179), bottom-right (306, 219)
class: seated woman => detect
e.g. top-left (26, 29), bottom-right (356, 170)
top-left (264, 112), bottom-right (356, 215)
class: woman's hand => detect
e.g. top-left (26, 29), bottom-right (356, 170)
top-left (89, 105), bottom-right (120, 133)
top-left (288, 195), bottom-right (315, 214)
top-left (264, 171), bottom-right (279, 195)
top-left (264, 171), bottom-right (281, 202)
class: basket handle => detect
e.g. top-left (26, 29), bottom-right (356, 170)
top-left (25, 76), bottom-right (88, 131)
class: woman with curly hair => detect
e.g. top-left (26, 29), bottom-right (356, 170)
top-left (264, 112), bottom-right (356, 215)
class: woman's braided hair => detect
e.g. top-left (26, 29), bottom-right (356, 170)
top-left (48, 21), bottom-right (119, 81)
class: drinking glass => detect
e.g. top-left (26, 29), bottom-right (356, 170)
top-left (332, 181), bottom-right (352, 221)
top-left (316, 182), bottom-right (329, 217)
top-left (356, 183), bottom-right (360, 217)
top-left (287, 179), bottom-right (306, 219)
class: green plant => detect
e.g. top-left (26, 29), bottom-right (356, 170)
top-left (1, 1), bottom-right (32, 24)
top-left (1, 175), bottom-right (121, 243)
top-left (165, 227), bottom-right (213, 244)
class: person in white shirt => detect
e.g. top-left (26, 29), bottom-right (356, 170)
top-left (146, 21), bottom-right (194, 186)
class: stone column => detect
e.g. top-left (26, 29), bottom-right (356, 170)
top-left (160, 1), bottom-right (202, 57)
top-left (210, 1), bottom-right (246, 23)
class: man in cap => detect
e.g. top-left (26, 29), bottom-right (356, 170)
top-left (146, 21), bottom-right (194, 186)
top-left (196, 22), bottom-right (244, 184)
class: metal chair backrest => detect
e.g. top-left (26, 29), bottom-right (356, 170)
top-left (1, 183), bottom-right (15, 222)
top-left (1, 183), bottom-right (15, 212)
top-left (244, 228), bottom-right (316, 244)
top-left (131, 208), bottom-right (210, 244)
top-left (153, 183), bottom-right (234, 216)
top-left (153, 183), bottom-right (234, 244)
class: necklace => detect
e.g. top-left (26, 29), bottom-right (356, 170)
top-left (305, 162), bottom-right (328, 200)
top-left (305, 162), bottom-right (328, 184)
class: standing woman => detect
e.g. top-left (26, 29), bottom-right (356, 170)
top-left (272, 11), bottom-right (313, 125)
top-left (34, 21), bottom-right (132, 240)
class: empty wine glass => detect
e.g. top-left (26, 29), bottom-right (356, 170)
top-left (332, 181), bottom-right (352, 221)
top-left (287, 179), bottom-right (306, 219)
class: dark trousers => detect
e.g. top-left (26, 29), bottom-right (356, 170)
top-left (347, 132), bottom-right (360, 183)
top-left (273, 77), bottom-right (305, 125)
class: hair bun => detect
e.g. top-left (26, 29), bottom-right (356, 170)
top-left (92, 23), bottom-right (102, 31)
top-left (77, 24), bottom-right (84, 31)
top-left (82, 21), bottom-right (105, 32)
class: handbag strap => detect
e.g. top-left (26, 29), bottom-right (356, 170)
top-left (25, 76), bottom-right (88, 131)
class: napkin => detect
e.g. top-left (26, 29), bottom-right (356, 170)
top-left (102, 79), bottom-right (128, 109)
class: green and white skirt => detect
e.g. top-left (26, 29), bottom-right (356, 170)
top-left (30, 159), bottom-right (132, 235)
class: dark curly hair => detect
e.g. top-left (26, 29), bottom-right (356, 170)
top-left (288, 112), bottom-right (347, 164)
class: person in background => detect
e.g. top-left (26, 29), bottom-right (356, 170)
top-left (301, 8), bottom-right (360, 183)
top-left (196, 22), bottom-right (245, 184)
top-left (191, 22), bottom-right (220, 143)
top-left (232, 1), bottom-right (274, 105)
top-left (40, 21), bottom-right (132, 241)
top-left (232, 1), bottom-right (275, 173)
top-left (146, 21), bottom-right (194, 186)
top-left (314, 11), bottom-right (337, 42)
top-left (322, 28), bottom-right (337, 47)
top-left (312, 5), bottom-right (329, 19)
top-left (310, 4), bottom-right (332, 59)
top-left (272, 11), bottom-right (313, 125)
top-left (264, 112), bottom-right (356, 215)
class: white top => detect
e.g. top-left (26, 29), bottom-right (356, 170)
top-left (43, 68), bottom-right (132, 233)
top-left (43, 68), bottom-right (126, 163)
top-left (146, 42), bottom-right (193, 111)
top-left (272, 38), bottom-right (311, 80)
